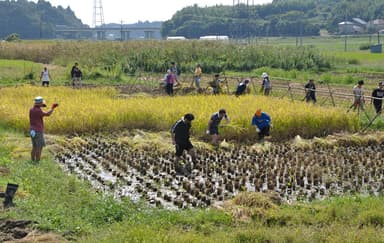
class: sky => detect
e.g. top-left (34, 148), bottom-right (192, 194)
top-left (30, 0), bottom-right (272, 26)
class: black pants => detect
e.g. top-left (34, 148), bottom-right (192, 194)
top-left (258, 125), bottom-right (270, 140)
top-left (374, 101), bottom-right (382, 114)
top-left (306, 94), bottom-right (316, 103)
top-left (165, 83), bottom-right (174, 95)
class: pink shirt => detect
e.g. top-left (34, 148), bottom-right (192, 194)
top-left (29, 106), bottom-right (49, 132)
top-left (166, 73), bottom-right (175, 84)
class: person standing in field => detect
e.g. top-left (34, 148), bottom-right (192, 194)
top-left (304, 79), bottom-right (316, 103)
top-left (170, 62), bottom-right (180, 83)
top-left (252, 109), bottom-right (271, 143)
top-left (29, 96), bottom-right (58, 162)
top-left (371, 81), bottom-right (384, 114)
top-left (193, 64), bottom-right (202, 90)
top-left (40, 67), bottom-right (51, 87)
top-left (71, 62), bottom-right (82, 88)
top-left (171, 113), bottom-right (196, 175)
top-left (261, 72), bottom-right (271, 96)
top-left (165, 69), bottom-right (176, 96)
top-left (352, 80), bottom-right (365, 111)
top-left (207, 109), bottom-right (230, 146)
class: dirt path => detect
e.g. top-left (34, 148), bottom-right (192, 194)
top-left (0, 219), bottom-right (64, 242)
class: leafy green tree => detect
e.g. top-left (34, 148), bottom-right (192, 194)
top-left (0, 0), bottom-right (84, 39)
top-left (162, 0), bottom-right (384, 38)
top-left (5, 33), bottom-right (20, 42)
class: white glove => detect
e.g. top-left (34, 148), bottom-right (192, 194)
top-left (256, 128), bottom-right (260, 133)
top-left (206, 130), bottom-right (210, 135)
top-left (30, 130), bottom-right (36, 138)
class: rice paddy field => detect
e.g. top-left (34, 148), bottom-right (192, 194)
top-left (1, 38), bottom-right (384, 242)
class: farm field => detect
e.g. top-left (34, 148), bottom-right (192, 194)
top-left (1, 38), bottom-right (384, 242)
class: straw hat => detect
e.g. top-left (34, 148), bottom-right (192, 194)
top-left (34, 96), bottom-right (46, 107)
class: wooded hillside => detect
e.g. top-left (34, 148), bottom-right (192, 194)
top-left (161, 0), bottom-right (384, 38)
top-left (0, 0), bottom-right (84, 39)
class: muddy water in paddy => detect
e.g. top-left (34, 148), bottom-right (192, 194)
top-left (54, 133), bottom-right (384, 209)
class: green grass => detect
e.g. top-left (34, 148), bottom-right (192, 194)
top-left (253, 35), bottom-right (382, 51)
top-left (0, 59), bottom-right (41, 84)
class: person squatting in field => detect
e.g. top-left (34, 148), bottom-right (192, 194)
top-left (29, 96), bottom-right (58, 162)
top-left (371, 81), bottom-right (384, 114)
top-left (252, 109), bottom-right (271, 143)
top-left (171, 113), bottom-right (196, 175)
top-left (207, 109), bottom-right (230, 146)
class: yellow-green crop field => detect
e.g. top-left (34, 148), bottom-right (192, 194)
top-left (0, 86), bottom-right (359, 141)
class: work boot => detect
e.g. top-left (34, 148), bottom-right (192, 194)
top-left (184, 162), bottom-right (192, 175)
top-left (175, 165), bottom-right (184, 176)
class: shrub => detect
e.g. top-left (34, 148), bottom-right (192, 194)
top-left (347, 59), bottom-right (360, 65)
top-left (5, 33), bottom-right (20, 42)
top-left (359, 43), bottom-right (371, 50)
top-left (359, 210), bottom-right (384, 227)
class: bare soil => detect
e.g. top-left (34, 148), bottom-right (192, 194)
top-left (0, 219), bottom-right (64, 242)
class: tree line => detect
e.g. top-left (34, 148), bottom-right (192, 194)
top-left (161, 0), bottom-right (384, 38)
top-left (0, 0), bottom-right (84, 39)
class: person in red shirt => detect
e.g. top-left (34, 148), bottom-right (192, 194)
top-left (29, 96), bottom-right (58, 162)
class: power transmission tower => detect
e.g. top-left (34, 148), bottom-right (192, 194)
top-left (93, 0), bottom-right (105, 27)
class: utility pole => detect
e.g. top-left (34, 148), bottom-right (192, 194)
top-left (247, 0), bottom-right (250, 44)
top-left (120, 20), bottom-right (124, 41)
top-left (39, 16), bottom-right (42, 39)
